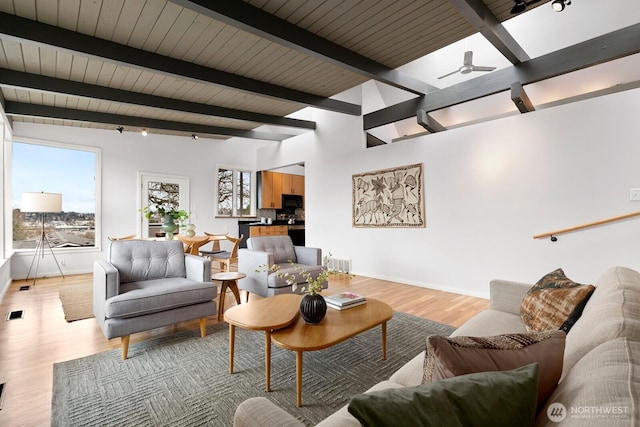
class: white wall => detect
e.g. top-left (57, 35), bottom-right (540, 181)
top-left (8, 125), bottom-right (259, 279)
top-left (258, 87), bottom-right (640, 298)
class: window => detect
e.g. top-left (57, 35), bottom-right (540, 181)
top-left (217, 166), bottom-right (255, 217)
top-left (12, 139), bottom-right (100, 250)
top-left (137, 173), bottom-right (189, 238)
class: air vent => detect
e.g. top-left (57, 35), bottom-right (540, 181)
top-left (19, 285), bottom-right (30, 291)
top-left (7, 310), bottom-right (24, 320)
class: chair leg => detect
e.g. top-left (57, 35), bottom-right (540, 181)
top-left (200, 317), bottom-right (207, 337)
top-left (121, 335), bottom-right (130, 360)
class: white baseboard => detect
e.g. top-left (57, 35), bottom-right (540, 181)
top-left (351, 270), bottom-right (490, 300)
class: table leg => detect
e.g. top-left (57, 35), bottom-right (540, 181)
top-left (296, 351), bottom-right (303, 407)
top-left (229, 280), bottom-right (241, 304)
top-left (229, 323), bottom-right (235, 373)
top-left (217, 281), bottom-right (228, 321)
top-left (381, 321), bottom-right (387, 360)
top-left (265, 330), bottom-right (272, 392)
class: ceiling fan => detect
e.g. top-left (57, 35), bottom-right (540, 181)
top-left (437, 51), bottom-right (496, 79)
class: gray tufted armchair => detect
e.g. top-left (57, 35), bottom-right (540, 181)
top-left (237, 235), bottom-right (327, 300)
top-left (93, 239), bottom-right (217, 359)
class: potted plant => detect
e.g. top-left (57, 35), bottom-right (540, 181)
top-left (142, 204), bottom-right (188, 240)
top-left (260, 253), bottom-right (332, 323)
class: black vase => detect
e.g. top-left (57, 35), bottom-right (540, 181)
top-left (299, 294), bottom-right (327, 324)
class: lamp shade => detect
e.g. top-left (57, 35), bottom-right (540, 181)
top-left (21, 192), bottom-right (62, 213)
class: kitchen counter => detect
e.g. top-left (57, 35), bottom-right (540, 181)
top-left (238, 220), bottom-right (305, 247)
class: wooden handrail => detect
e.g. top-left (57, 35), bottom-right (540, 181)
top-left (534, 210), bottom-right (640, 240)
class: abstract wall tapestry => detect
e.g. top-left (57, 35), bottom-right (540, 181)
top-left (352, 163), bottom-right (425, 228)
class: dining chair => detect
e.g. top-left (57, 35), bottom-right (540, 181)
top-left (202, 232), bottom-right (229, 253)
top-left (108, 234), bottom-right (136, 241)
top-left (201, 234), bottom-right (243, 272)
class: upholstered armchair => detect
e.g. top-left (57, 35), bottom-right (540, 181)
top-left (237, 235), bottom-right (328, 299)
top-left (93, 240), bottom-right (217, 359)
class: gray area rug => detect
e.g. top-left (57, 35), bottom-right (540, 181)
top-left (58, 283), bottom-right (93, 322)
top-left (52, 312), bottom-right (455, 426)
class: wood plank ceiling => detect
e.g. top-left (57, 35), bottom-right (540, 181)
top-left (0, 0), bottom-right (634, 141)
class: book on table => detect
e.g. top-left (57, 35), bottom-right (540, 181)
top-left (325, 292), bottom-right (366, 308)
top-left (326, 299), bottom-right (367, 310)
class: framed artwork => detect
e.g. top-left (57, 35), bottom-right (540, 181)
top-left (352, 163), bottom-right (425, 228)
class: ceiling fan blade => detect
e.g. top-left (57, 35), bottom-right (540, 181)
top-left (471, 66), bottom-right (496, 72)
top-left (463, 51), bottom-right (473, 66)
top-left (437, 69), bottom-right (461, 79)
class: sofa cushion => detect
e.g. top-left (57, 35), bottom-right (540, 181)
top-left (423, 330), bottom-right (565, 408)
top-left (108, 240), bottom-right (187, 283)
top-left (105, 278), bottom-right (217, 318)
top-left (562, 266), bottom-right (640, 377)
top-left (520, 268), bottom-right (595, 332)
top-left (349, 364), bottom-right (538, 427)
top-left (537, 338), bottom-right (639, 427)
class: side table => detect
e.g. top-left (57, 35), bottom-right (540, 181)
top-left (212, 271), bottom-right (245, 320)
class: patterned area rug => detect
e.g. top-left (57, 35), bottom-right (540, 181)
top-left (58, 283), bottom-right (93, 322)
top-left (52, 311), bottom-right (455, 426)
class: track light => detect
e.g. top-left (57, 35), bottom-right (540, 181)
top-left (551, 0), bottom-right (571, 12)
top-left (191, 134), bottom-right (198, 140)
top-left (510, 0), bottom-right (527, 14)
top-left (141, 129), bottom-right (147, 136)
top-left (116, 126), bottom-right (124, 134)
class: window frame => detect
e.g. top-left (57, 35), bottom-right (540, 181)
top-left (10, 137), bottom-right (102, 252)
top-left (215, 164), bottom-right (256, 218)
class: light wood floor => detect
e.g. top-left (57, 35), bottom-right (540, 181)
top-left (0, 272), bottom-right (488, 426)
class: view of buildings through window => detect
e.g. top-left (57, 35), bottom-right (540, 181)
top-left (217, 167), bottom-right (252, 216)
top-left (12, 141), bottom-right (97, 249)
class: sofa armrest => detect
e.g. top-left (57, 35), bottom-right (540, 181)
top-left (94, 260), bottom-right (119, 299)
top-left (489, 279), bottom-right (532, 315)
top-left (184, 254), bottom-right (211, 282)
top-left (294, 246), bottom-right (322, 266)
top-left (233, 397), bottom-right (304, 427)
top-left (93, 260), bottom-right (119, 327)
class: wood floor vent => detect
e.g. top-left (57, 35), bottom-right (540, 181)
top-left (6, 310), bottom-right (24, 321)
top-left (19, 285), bottom-right (30, 291)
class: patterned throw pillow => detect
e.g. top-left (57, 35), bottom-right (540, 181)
top-left (520, 268), bottom-right (595, 332)
top-left (422, 330), bottom-right (565, 408)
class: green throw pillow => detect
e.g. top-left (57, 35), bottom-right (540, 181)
top-left (348, 363), bottom-right (539, 427)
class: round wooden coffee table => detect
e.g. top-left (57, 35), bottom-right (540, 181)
top-left (212, 271), bottom-right (245, 321)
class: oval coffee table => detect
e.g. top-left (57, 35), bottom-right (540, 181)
top-left (272, 298), bottom-right (393, 407)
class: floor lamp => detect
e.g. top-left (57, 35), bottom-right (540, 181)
top-left (21, 192), bottom-right (65, 285)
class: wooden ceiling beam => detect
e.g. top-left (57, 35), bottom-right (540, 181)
top-left (511, 82), bottom-right (536, 113)
top-left (0, 69), bottom-right (316, 130)
top-left (0, 12), bottom-right (360, 116)
top-left (364, 23), bottom-right (640, 130)
top-left (171, 0), bottom-right (436, 96)
top-left (4, 102), bottom-right (295, 141)
top-left (448, 0), bottom-right (530, 64)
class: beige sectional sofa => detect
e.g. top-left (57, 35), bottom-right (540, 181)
top-left (233, 266), bottom-right (640, 426)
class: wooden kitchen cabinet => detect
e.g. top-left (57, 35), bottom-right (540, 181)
top-left (281, 173), bottom-right (304, 196)
top-left (249, 225), bottom-right (288, 237)
top-left (260, 171), bottom-right (305, 208)
top-left (260, 171), bottom-right (282, 208)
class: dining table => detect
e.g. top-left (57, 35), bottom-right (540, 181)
top-left (174, 234), bottom-right (228, 255)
